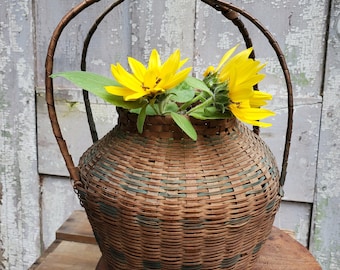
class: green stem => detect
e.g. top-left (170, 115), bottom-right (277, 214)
top-left (187, 97), bottom-right (213, 115)
top-left (149, 97), bottom-right (160, 115)
top-left (180, 92), bottom-right (208, 112)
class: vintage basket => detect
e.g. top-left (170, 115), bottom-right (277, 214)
top-left (45, 0), bottom-right (293, 269)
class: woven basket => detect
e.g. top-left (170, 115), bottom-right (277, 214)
top-left (45, 1), bottom-right (293, 269)
top-left (77, 108), bottom-right (281, 269)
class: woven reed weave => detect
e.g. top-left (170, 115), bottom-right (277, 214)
top-left (77, 109), bottom-right (281, 269)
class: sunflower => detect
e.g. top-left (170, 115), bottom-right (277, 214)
top-left (204, 45), bottom-right (275, 127)
top-left (105, 49), bottom-right (192, 101)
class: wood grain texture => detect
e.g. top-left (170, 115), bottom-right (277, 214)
top-left (254, 227), bottom-right (322, 270)
top-left (41, 176), bottom-right (83, 249)
top-left (29, 241), bottom-right (101, 270)
top-left (34, 2), bottom-right (327, 256)
top-left (56, 210), bottom-right (97, 245)
top-left (310, 1), bottom-right (340, 269)
top-left (0, 1), bottom-right (40, 269)
top-left (0, 0), bottom-right (337, 268)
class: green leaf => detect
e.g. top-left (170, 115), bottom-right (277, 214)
top-left (164, 102), bottom-right (179, 113)
top-left (188, 105), bottom-right (232, 120)
top-left (51, 71), bottom-right (144, 109)
top-left (189, 110), bottom-right (231, 120)
top-left (185, 76), bottom-right (212, 94)
top-left (137, 105), bottom-right (147, 133)
top-left (170, 112), bottom-right (197, 141)
top-left (167, 82), bottom-right (196, 103)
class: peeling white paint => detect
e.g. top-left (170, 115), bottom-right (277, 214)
top-left (284, 1), bottom-right (328, 96)
top-left (317, 66), bottom-right (340, 200)
top-left (41, 176), bottom-right (82, 249)
top-left (0, 1), bottom-right (40, 269)
top-left (310, 1), bottom-right (340, 268)
top-left (0, 0), bottom-right (337, 269)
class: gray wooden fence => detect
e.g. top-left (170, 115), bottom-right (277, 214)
top-left (0, 0), bottom-right (339, 269)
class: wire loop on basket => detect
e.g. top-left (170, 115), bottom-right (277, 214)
top-left (45, 0), bottom-right (293, 188)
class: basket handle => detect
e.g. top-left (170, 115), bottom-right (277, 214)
top-left (45, 0), bottom-right (293, 190)
top-left (202, 0), bottom-right (294, 189)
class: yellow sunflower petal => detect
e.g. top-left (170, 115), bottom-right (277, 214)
top-left (216, 44), bottom-right (239, 71)
top-left (124, 91), bottom-right (150, 101)
top-left (249, 99), bottom-right (268, 107)
top-left (235, 59), bottom-right (266, 80)
top-left (104, 85), bottom-right (136, 98)
top-left (148, 49), bottom-right (161, 71)
top-left (249, 91), bottom-right (273, 107)
top-left (253, 90), bottom-right (272, 99)
top-left (163, 67), bottom-right (192, 89)
top-left (178, 58), bottom-right (189, 69)
top-left (235, 74), bottom-right (266, 90)
top-left (229, 104), bottom-right (274, 127)
top-left (231, 104), bottom-right (275, 120)
top-left (231, 47), bottom-right (253, 63)
top-left (111, 63), bottom-right (142, 91)
top-left (161, 49), bottom-right (181, 76)
top-left (128, 57), bottom-right (146, 82)
top-left (229, 88), bottom-right (254, 102)
top-left (143, 68), bottom-right (159, 90)
top-left (203, 66), bottom-right (215, 77)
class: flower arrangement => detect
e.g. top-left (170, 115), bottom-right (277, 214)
top-left (52, 45), bottom-right (275, 140)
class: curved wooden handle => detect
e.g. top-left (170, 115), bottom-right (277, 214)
top-left (45, 0), bottom-right (102, 182)
top-left (203, 0), bottom-right (293, 189)
top-left (45, 0), bottom-right (126, 184)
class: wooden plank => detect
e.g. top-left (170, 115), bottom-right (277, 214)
top-left (254, 227), bottom-right (321, 270)
top-left (310, 1), bottom-right (340, 269)
top-left (56, 210), bottom-right (96, 245)
top-left (130, 0), bottom-right (196, 62)
top-left (262, 102), bottom-right (321, 204)
top-left (29, 241), bottom-right (101, 270)
top-left (35, 0), bottom-right (131, 87)
top-left (0, 1), bottom-right (41, 268)
top-left (32, 1), bottom-right (337, 269)
top-left (35, 0), bottom-right (129, 177)
top-left (41, 176), bottom-right (83, 248)
top-left (36, 89), bottom-right (117, 176)
top-left (274, 201), bottom-right (312, 247)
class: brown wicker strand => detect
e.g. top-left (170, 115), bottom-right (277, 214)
top-left (81, 0), bottom-right (126, 143)
top-left (45, 0), bottom-right (101, 182)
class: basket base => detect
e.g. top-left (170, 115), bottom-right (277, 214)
top-left (96, 256), bottom-right (108, 270)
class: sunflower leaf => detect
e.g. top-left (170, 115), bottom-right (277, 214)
top-left (185, 76), bottom-right (212, 94)
top-left (51, 71), bottom-right (145, 109)
top-left (168, 81), bottom-right (196, 103)
top-left (137, 105), bottom-right (148, 134)
top-left (170, 112), bottom-right (197, 141)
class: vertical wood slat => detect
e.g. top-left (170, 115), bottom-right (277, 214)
top-left (311, 1), bottom-right (340, 269)
top-left (33, 1), bottom-right (339, 269)
top-left (130, 0), bottom-right (196, 64)
top-left (0, 1), bottom-right (40, 269)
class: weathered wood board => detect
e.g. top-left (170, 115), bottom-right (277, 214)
top-left (0, 1), bottom-right (40, 269)
top-left (1, 0), bottom-right (339, 269)
top-left (310, 1), bottom-right (340, 269)
top-left (40, 176), bottom-right (83, 249)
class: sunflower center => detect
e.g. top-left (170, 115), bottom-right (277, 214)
top-left (142, 84), bottom-right (150, 91)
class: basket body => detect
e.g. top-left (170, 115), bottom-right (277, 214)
top-left (77, 109), bottom-right (281, 270)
